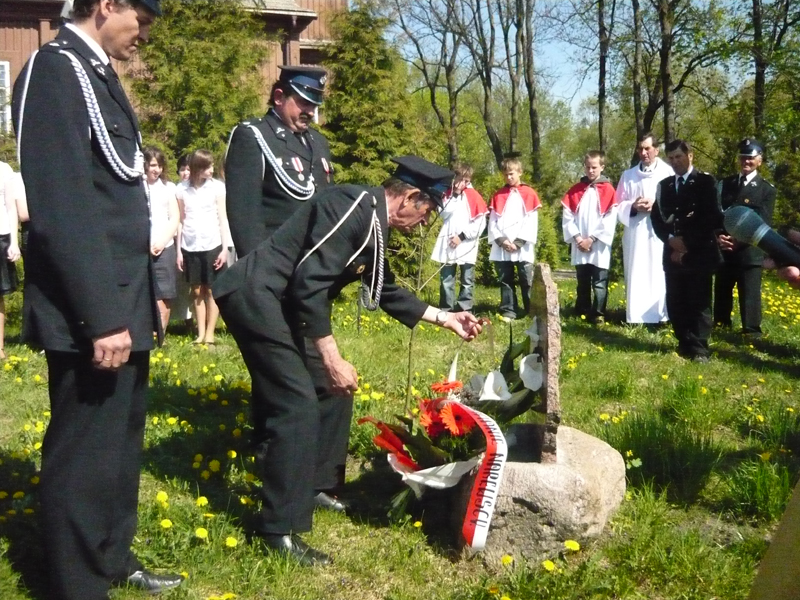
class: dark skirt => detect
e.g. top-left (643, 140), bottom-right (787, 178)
top-left (0, 233), bottom-right (18, 296)
top-left (152, 244), bottom-right (178, 300)
top-left (182, 245), bottom-right (227, 286)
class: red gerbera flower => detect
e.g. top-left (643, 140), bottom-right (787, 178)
top-left (418, 399), bottom-right (446, 437)
top-left (357, 416), bottom-right (420, 470)
top-left (431, 380), bottom-right (463, 394)
top-left (440, 402), bottom-right (477, 436)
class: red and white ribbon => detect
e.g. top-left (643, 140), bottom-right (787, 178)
top-left (291, 156), bottom-right (304, 172)
top-left (458, 405), bottom-right (507, 551)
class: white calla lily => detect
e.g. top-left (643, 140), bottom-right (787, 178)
top-left (524, 317), bottom-right (540, 345)
top-left (479, 370), bottom-right (512, 401)
top-left (447, 351), bottom-right (459, 383)
top-left (519, 354), bottom-right (543, 391)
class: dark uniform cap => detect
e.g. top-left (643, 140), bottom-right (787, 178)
top-left (279, 65), bottom-right (327, 106)
top-left (390, 155), bottom-right (455, 208)
top-left (738, 138), bottom-right (764, 157)
top-left (133, 0), bottom-right (162, 15)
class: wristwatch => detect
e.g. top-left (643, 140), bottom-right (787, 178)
top-left (435, 310), bottom-right (449, 326)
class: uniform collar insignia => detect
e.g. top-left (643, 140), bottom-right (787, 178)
top-left (90, 58), bottom-right (100, 66)
top-left (276, 126), bottom-right (284, 134)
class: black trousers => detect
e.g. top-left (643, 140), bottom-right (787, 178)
top-left (666, 270), bottom-right (713, 358)
top-left (714, 263), bottom-right (763, 333)
top-left (41, 351), bottom-right (148, 600)
top-left (575, 264), bottom-right (609, 320)
top-left (219, 290), bottom-right (344, 533)
top-left (250, 342), bottom-right (352, 492)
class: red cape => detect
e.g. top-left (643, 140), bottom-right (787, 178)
top-left (561, 180), bottom-right (617, 215)
top-left (490, 184), bottom-right (541, 215)
top-left (444, 186), bottom-right (488, 219)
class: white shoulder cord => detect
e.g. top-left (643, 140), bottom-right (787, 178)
top-left (247, 125), bottom-right (315, 200)
top-left (294, 190), bottom-right (385, 310)
top-left (15, 51), bottom-right (39, 166)
top-left (297, 191), bottom-right (368, 268)
top-left (57, 50), bottom-right (143, 181)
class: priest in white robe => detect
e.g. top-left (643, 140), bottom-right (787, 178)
top-left (616, 133), bottom-right (674, 323)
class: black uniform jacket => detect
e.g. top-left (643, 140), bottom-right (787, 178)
top-left (652, 169), bottom-right (723, 273)
top-left (12, 28), bottom-right (157, 352)
top-left (225, 109), bottom-right (334, 256)
top-left (718, 173), bottom-right (776, 266)
top-left (213, 185), bottom-right (428, 339)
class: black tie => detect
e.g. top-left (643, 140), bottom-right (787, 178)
top-left (739, 175), bottom-right (746, 189)
top-left (676, 176), bottom-right (684, 192)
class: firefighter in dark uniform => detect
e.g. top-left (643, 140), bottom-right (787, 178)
top-left (213, 156), bottom-right (482, 565)
top-left (225, 66), bottom-right (347, 511)
top-left (11, 0), bottom-right (183, 596)
top-left (714, 139), bottom-right (776, 335)
top-left (652, 140), bottom-right (723, 363)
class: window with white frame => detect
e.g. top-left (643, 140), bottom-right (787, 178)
top-left (0, 62), bottom-right (10, 135)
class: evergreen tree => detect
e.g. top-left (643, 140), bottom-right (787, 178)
top-left (322, 1), bottom-right (434, 185)
top-left (129, 0), bottom-right (270, 159)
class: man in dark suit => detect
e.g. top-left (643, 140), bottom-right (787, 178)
top-left (213, 156), bottom-right (482, 566)
top-left (714, 139), bottom-right (776, 335)
top-left (652, 140), bottom-right (723, 362)
top-left (12, 1), bottom-right (182, 597)
top-left (225, 66), bottom-right (349, 511)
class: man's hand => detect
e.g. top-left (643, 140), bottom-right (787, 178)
top-left (765, 229), bottom-right (800, 289)
top-left (92, 328), bottom-right (132, 370)
top-left (443, 311), bottom-right (483, 341)
top-left (633, 196), bottom-right (654, 213)
top-left (176, 251), bottom-right (184, 272)
top-left (151, 242), bottom-right (165, 257)
top-left (717, 233), bottom-right (738, 252)
top-left (448, 235), bottom-right (462, 248)
top-left (668, 236), bottom-right (688, 254)
top-left (313, 335), bottom-right (359, 395)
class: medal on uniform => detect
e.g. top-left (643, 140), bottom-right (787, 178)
top-left (322, 157), bottom-right (331, 183)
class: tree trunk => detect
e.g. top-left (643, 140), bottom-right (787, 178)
top-left (521, 0), bottom-right (540, 181)
top-left (631, 0), bottom-right (644, 140)
top-left (598, 0), bottom-right (608, 151)
top-left (752, 0), bottom-right (766, 141)
top-left (657, 0), bottom-right (675, 142)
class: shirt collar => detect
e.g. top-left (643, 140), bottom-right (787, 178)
top-left (65, 23), bottom-right (110, 65)
top-left (676, 166), bottom-right (694, 183)
top-left (740, 170), bottom-right (758, 184)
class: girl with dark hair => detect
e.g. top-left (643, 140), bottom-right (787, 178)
top-left (144, 147), bottom-right (179, 335)
top-left (177, 150), bottom-right (228, 345)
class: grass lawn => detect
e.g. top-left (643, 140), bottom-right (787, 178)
top-left (0, 274), bottom-right (798, 599)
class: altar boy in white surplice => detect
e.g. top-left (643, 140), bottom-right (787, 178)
top-left (561, 150), bottom-right (618, 325)
top-left (488, 157), bottom-right (540, 321)
top-left (431, 163), bottom-right (488, 312)
top-left (616, 132), bottom-right (674, 324)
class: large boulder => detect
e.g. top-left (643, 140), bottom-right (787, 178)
top-left (454, 425), bottom-right (626, 565)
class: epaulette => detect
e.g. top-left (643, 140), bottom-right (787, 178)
top-left (239, 117), bottom-right (263, 126)
top-left (40, 39), bottom-right (71, 53)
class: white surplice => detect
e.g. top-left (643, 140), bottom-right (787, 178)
top-left (430, 188), bottom-right (487, 265)
top-left (562, 185), bottom-right (618, 269)
top-left (488, 189), bottom-right (538, 262)
top-left (615, 158), bottom-right (674, 323)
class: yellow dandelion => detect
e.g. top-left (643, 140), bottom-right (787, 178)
top-left (413, 521), bottom-right (422, 528)
top-left (209, 393), bottom-right (218, 401)
top-left (192, 462), bottom-right (201, 469)
top-left (167, 417), bottom-right (177, 426)
top-left (488, 586), bottom-right (500, 595)
top-left (30, 476), bottom-right (40, 485)
top-left (599, 413), bottom-right (610, 421)
top-left (195, 527), bottom-right (209, 540)
top-left (542, 559), bottom-right (556, 571)
top-left (0, 492), bottom-right (7, 499)
top-left (661, 374), bottom-right (668, 380)
top-left (759, 452), bottom-right (771, 462)
top-left (201, 470), bottom-right (211, 480)
top-left (209, 460), bottom-right (221, 472)
top-left (160, 519), bottom-right (173, 529)
top-left (225, 536), bottom-right (238, 548)
top-left (156, 491), bottom-right (169, 503)
top-left (232, 428), bottom-right (242, 438)
top-left (196, 496), bottom-right (209, 507)
top-left (501, 554), bottom-right (514, 566)
top-left (564, 539), bottom-right (580, 552)
top-left (194, 454), bottom-right (204, 462)
top-left (12, 491), bottom-right (24, 499)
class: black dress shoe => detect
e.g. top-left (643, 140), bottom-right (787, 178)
top-left (314, 491), bottom-right (348, 513)
top-left (125, 570), bottom-right (184, 594)
top-left (260, 533), bottom-right (332, 566)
